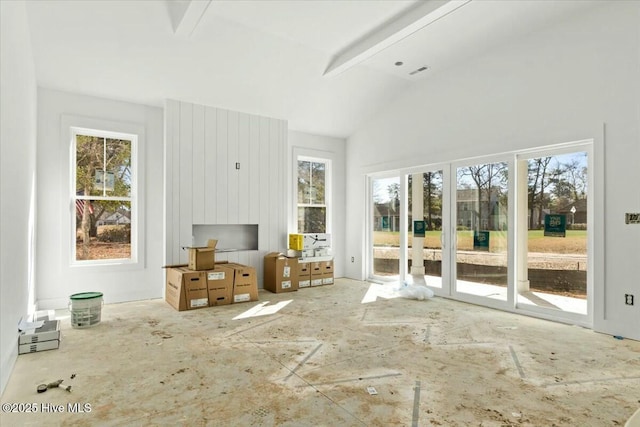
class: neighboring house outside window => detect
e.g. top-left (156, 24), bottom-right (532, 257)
top-left (71, 127), bottom-right (137, 264)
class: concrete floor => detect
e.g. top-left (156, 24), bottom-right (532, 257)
top-left (2, 278), bottom-right (639, 426)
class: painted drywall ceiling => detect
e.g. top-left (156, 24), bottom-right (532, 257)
top-left (25, 0), bottom-right (597, 138)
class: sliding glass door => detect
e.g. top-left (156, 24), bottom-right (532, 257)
top-left (406, 170), bottom-right (444, 288)
top-left (516, 149), bottom-right (590, 317)
top-left (453, 160), bottom-right (509, 303)
top-left (370, 176), bottom-right (403, 280)
top-left (366, 140), bottom-right (592, 326)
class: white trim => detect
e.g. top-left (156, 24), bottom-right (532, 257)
top-left (364, 138), bottom-right (596, 329)
top-left (367, 174), bottom-right (402, 282)
top-left (514, 140), bottom-right (593, 326)
top-left (451, 155), bottom-right (511, 304)
top-left (62, 115), bottom-right (145, 271)
top-left (292, 148), bottom-right (332, 235)
top-left (592, 127), bottom-right (604, 333)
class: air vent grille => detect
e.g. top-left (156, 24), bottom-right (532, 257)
top-left (409, 66), bottom-right (429, 76)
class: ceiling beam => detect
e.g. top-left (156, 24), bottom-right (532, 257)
top-left (168, 0), bottom-right (213, 38)
top-left (323, 0), bottom-right (471, 78)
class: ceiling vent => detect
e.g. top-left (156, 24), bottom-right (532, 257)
top-left (409, 66), bottom-right (429, 76)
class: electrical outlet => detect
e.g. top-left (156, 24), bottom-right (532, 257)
top-left (625, 294), bottom-right (634, 306)
top-left (351, 256), bottom-right (355, 263)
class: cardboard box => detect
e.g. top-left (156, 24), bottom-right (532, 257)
top-left (289, 234), bottom-right (304, 251)
top-left (187, 239), bottom-right (217, 271)
top-left (320, 260), bottom-right (334, 274)
top-left (264, 253), bottom-right (299, 293)
top-left (206, 265), bottom-right (234, 306)
top-left (314, 248), bottom-right (330, 257)
top-left (19, 320), bottom-right (61, 345)
top-left (19, 339), bottom-right (60, 354)
top-left (311, 277), bottom-right (323, 287)
top-left (225, 263), bottom-right (259, 303)
top-left (310, 262), bottom-right (323, 276)
top-left (298, 262), bottom-right (311, 288)
top-left (299, 279), bottom-right (311, 288)
top-left (165, 267), bottom-right (209, 311)
top-left (321, 272), bottom-right (334, 285)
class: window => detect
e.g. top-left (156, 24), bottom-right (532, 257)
top-left (297, 157), bottom-right (330, 233)
top-left (71, 127), bottom-right (137, 264)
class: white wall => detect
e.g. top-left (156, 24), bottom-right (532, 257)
top-left (346, 2), bottom-right (640, 339)
top-left (288, 130), bottom-right (346, 278)
top-left (0, 0), bottom-right (38, 396)
top-left (165, 100), bottom-right (287, 287)
top-left (36, 89), bottom-right (164, 308)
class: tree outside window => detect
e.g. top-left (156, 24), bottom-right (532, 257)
top-left (73, 130), bottom-right (135, 262)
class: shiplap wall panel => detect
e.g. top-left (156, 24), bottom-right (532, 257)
top-left (227, 111), bottom-right (239, 223)
top-left (164, 101), bottom-right (171, 264)
top-left (164, 101), bottom-right (174, 264)
top-left (238, 113), bottom-right (250, 225)
top-left (204, 107), bottom-right (217, 225)
top-left (170, 101), bottom-right (181, 263)
top-left (227, 252), bottom-right (240, 264)
top-left (216, 109), bottom-right (228, 224)
top-left (269, 120), bottom-right (279, 252)
top-left (237, 251), bottom-right (249, 266)
top-left (278, 119), bottom-right (287, 249)
top-left (165, 100), bottom-right (287, 285)
top-left (248, 116), bottom-right (260, 225)
top-left (192, 104), bottom-right (205, 224)
top-left (258, 117), bottom-right (270, 253)
top-left (179, 102), bottom-right (193, 262)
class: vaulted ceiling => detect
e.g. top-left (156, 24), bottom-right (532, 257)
top-left (25, 0), bottom-right (597, 138)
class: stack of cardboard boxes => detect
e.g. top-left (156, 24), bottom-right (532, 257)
top-left (263, 252), bottom-right (334, 292)
top-left (18, 311), bottom-right (61, 354)
top-left (165, 240), bottom-right (258, 311)
top-left (309, 259), bottom-right (334, 286)
top-left (262, 234), bottom-right (334, 293)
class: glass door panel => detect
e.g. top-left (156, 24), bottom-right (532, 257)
top-left (371, 177), bottom-right (401, 278)
top-left (518, 152), bottom-right (588, 315)
top-left (455, 162), bottom-right (509, 301)
top-left (407, 171), bottom-right (443, 287)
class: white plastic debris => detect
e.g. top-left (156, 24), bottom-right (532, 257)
top-left (396, 282), bottom-right (435, 301)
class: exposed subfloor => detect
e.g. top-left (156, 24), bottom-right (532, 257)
top-left (2, 279), bottom-right (639, 426)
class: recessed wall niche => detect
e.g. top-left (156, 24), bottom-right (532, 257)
top-left (192, 224), bottom-right (258, 251)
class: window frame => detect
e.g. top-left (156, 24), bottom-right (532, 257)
top-left (295, 154), bottom-right (332, 234)
top-left (66, 119), bottom-right (143, 269)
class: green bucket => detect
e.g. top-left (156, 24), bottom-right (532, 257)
top-left (69, 292), bottom-right (103, 328)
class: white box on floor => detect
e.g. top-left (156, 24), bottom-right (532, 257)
top-left (18, 320), bottom-right (61, 345)
top-left (19, 339), bottom-right (60, 354)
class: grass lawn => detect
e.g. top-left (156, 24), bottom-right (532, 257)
top-left (374, 230), bottom-right (586, 254)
